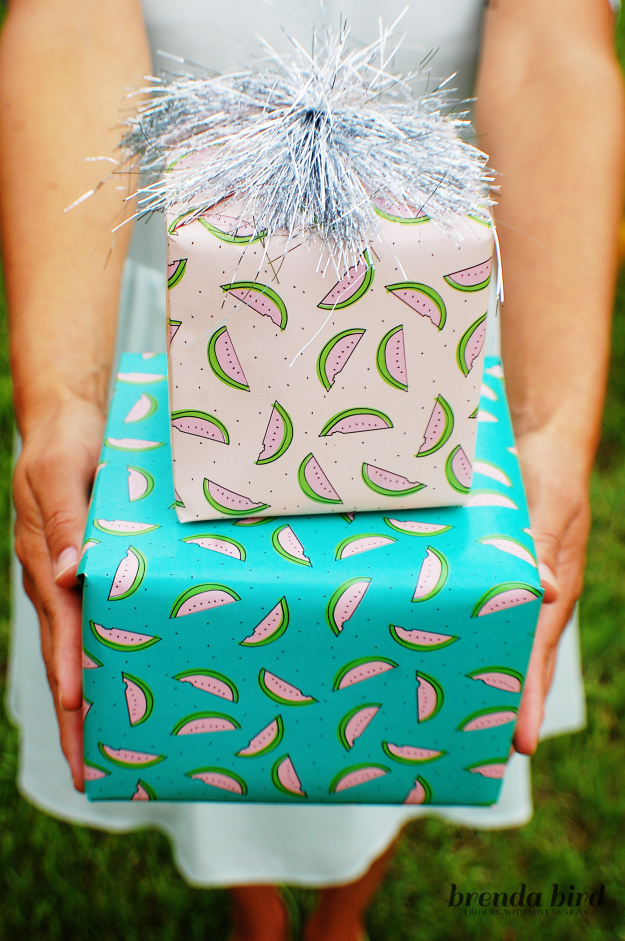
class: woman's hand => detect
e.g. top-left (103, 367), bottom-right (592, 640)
top-left (13, 396), bottom-right (107, 790)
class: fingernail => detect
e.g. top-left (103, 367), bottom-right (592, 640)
top-left (538, 562), bottom-right (559, 596)
top-left (54, 547), bottom-right (79, 583)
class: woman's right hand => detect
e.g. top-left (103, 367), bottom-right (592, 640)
top-left (13, 395), bottom-right (107, 791)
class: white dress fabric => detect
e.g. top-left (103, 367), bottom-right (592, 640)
top-left (6, 0), bottom-right (588, 887)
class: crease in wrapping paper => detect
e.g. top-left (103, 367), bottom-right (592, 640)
top-left (166, 211), bottom-right (496, 522)
top-left (80, 354), bottom-right (542, 805)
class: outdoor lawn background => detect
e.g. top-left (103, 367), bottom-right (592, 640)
top-left (1, 12), bottom-right (625, 941)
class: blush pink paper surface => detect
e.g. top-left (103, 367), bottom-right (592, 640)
top-left (166, 210), bottom-right (495, 522)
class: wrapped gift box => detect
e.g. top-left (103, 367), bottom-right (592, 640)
top-left (166, 211), bottom-right (496, 522)
top-left (80, 353), bottom-right (541, 805)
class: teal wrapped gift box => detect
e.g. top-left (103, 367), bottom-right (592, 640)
top-left (79, 353), bottom-right (542, 805)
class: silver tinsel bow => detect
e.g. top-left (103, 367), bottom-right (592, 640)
top-left (120, 22), bottom-right (493, 265)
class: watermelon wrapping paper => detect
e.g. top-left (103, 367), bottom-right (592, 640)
top-left (80, 353), bottom-right (541, 805)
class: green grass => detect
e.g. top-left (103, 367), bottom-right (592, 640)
top-left (2, 15), bottom-right (625, 941)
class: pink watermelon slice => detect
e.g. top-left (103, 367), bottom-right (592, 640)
top-left (384, 518), bottom-right (452, 537)
top-left (458, 707), bottom-right (518, 732)
top-left (271, 525), bottom-right (310, 566)
top-left (174, 669), bottom-right (239, 702)
top-left (362, 464), bottom-right (424, 498)
top-left (168, 318), bottom-right (181, 345)
top-left (417, 671), bottom-right (444, 722)
top-left (127, 466), bottom-right (154, 503)
top-left (444, 257), bottom-right (492, 292)
top-left (203, 479), bottom-right (269, 516)
top-left (199, 212), bottom-right (266, 244)
top-left (222, 281), bottom-right (287, 330)
top-left (445, 445), bottom-right (473, 494)
top-left (298, 453), bottom-right (342, 505)
top-left (467, 667), bottom-right (523, 693)
top-left (124, 393), bottom-right (158, 424)
top-left (237, 717), bottom-right (284, 757)
top-left (465, 759), bottom-right (508, 779)
top-left (84, 760), bottom-right (109, 781)
top-left (478, 535), bottom-right (536, 567)
top-left (171, 410), bottom-right (229, 444)
top-left (123, 673), bottom-right (154, 726)
top-left (334, 533), bottom-right (396, 560)
top-left (82, 649), bottom-right (102, 669)
top-left (340, 512), bottom-right (356, 523)
top-left (329, 763), bottom-right (389, 793)
top-left (108, 546), bottom-right (146, 601)
top-left (466, 490), bottom-right (518, 509)
top-left (337, 703), bottom-right (381, 749)
top-left (385, 282), bottom-right (446, 330)
top-left (473, 460), bottom-right (511, 487)
top-left (80, 537), bottom-right (101, 561)
top-left (116, 372), bottom-right (165, 385)
top-left (259, 669), bottom-right (316, 706)
top-left (404, 775), bottom-right (433, 804)
top-left (105, 438), bottom-right (164, 451)
top-left (472, 582), bottom-right (541, 617)
top-left (90, 619), bottom-right (159, 652)
top-left (326, 577), bottom-right (371, 635)
top-left (333, 656), bottom-right (398, 691)
top-left (317, 328), bottom-right (366, 390)
top-left (181, 533), bottom-right (246, 560)
top-left (207, 326), bottom-right (249, 391)
top-left (412, 547), bottom-right (449, 603)
top-left (390, 624), bottom-right (458, 652)
top-left (82, 697), bottom-right (92, 721)
top-left (188, 767), bottom-right (247, 795)
top-left (318, 254), bottom-right (374, 310)
top-left (132, 779), bottom-right (157, 801)
top-left (172, 711), bottom-right (240, 735)
top-left (372, 197), bottom-right (428, 224)
top-left (271, 754), bottom-right (306, 797)
top-left (167, 258), bottom-right (187, 289)
top-left (98, 743), bottom-right (165, 768)
top-left (94, 519), bottom-right (159, 536)
top-left (256, 402), bottom-right (293, 464)
top-left (376, 325), bottom-right (408, 391)
top-left (170, 583), bottom-right (240, 618)
top-left (240, 598), bottom-right (289, 646)
top-left (382, 742), bottom-right (445, 764)
top-left (320, 407), bottom-right (393, 437)
top-left (417, 396), bottom-right (454, 456)
top-left (234, 516), bottom-right (276, 526)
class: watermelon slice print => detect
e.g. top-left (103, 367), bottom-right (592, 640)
top-left (361, 464), bottom-right (424, 498)
top-left (256, 402), bottom-right (293, 464)
top-left (417, 396), bottom-right (454, 457)
top-left (317, 329), bottom-right (365, 390)
top-left (271, 755), bottom-right (307, 797)
top-left (127, 466), bottom-right (155, 502)
top-left (80, 538), bottom-right (100, 561)
top-left (84, 760), bottom-right (109, 781)
top-left (337, 703), bottom-right (381, 749)
top-left (199, 212), bottom-right (266, 244)
top-left (240, 598), bottom-right (289, 646)
top-left (172, 712), bottom-right (240, 735)
top-left (445, 445), bottom-right (472, 494)
top-left (329, 764), bottom-right (389, 794)
top-left (222, 281), bottom-right (288, 331)
top-left (412, 547), bottom-right (449, 602)
top-left (326, 577), bottom-right (371, 635)
top-left (124, 393), bottom-right (158, 424)
top-left (385, 282), bottom-right (446, 330)
top-left (123, 673), bottom-right (154, 727)
top-left (382, 743), bottom-right (445, 764)
top-left (167, 258), bottom-right (187, 289)
top-left (376, 325), bottom-right (408, 391)
top-left (207, 326), bottom-right (249, 391)
top-left (181, 533), bottom-right (246, 561)
top-left (117, 371), bottom-right (165, 385)
top-left (271, 525), bottom-right (311, 566)
top-left (472, 582), bottom-right (541, 617)
top-left (444, 257), bottom-right (492, 292)
top-left (298, 454), bottom-right (342, 505)
top-left (171, 410), bottom-right (229, 444)
top-left (466, 490), bottom-right (518, 509)
top-left (320, 407), bottom-right (393, 437)
top-left (467, 667), bottom-right (524, 693)
top-left (258, 669), bottom-right (316, 706)
top-left (465, 758), bottom-right (508, 779)
top-left (478, 535), bottom-right (536, 567)
top-left (237, 717), bottom-right (284, 757)
top-left (82, 649), bottom-right (102, 670)
top-left (203, 479), bottom-right (270, 516)
top-left (108, 547), bottom-right (146, 600)
top-left (132, 779), bottom-right (157, 801)
top-left (174, 669), bottom-right (239, 702)
top-left (371, 196), bottom-right (428, 224)
top-left (234, 516), bottom-right (276, 526)
top-left (94, 519), bottom-right (159, 537)
top-left (458, 707), bottom-right (518, 732)
top-left (404, 775), bottom-right (433, 804)
top-left (333, 656), bottom-right (398, 690)
top-left (90, 620), bottom-right (160, 652)
top-left (98, 743), bottom-right (165, 769)
top-left (389, 625), bottom-right (458, 652)
top-left (383, 518), bottom-right (452, 537)
top-left (170, 583), bottom-right (240, 618)
top-left (417, 671), bottom-right (444, 722)
top-left (473, 460), bottom-right (512, 487)
top-left (334, 533), bottom-right (396, 560)
top-left (105, 438), bottom-right (164, 451)
top-left (83, 697), bottom-right (92, 722)
top-left (187, 767), bottom-right (247, 795)
top-left (318, 253), bottom-right (374, 310)
top-left (168, 318), bottom-right (181, 345)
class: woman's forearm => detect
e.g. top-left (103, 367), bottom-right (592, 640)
top-left (476, 0), bottom-right (624, 475)
top-left (0, 0), bottom-right (151, 436)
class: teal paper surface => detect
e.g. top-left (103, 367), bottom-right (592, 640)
top-left (80, 354), bottom-right (542, 805)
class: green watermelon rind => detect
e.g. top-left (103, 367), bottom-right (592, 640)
top-left (170, 582), bottom-right (241, 619)
top-left (381, 741), bottom-right (447, 765)
top-left (383, 518), bottom-right (452, 537)
top-left (233, 516), bottom-right (277, 526)
top-left (385, 282), bottom-right (447, 331)
top-left (89, 619), bottom-right (160, 652)
top-left (411, 775), bottom-right (433, 804)
top-left (337, 702), bottom-right (381, 750)
top-left (270, 754), bottom-right (307, 798)
top-left (171, 710), bottom-right (241, 736)
top-left (203, 479), bottom-right (270, 517)
top-left (258, 669), bottom-right (317, 707)
top-left (122, 672), bottom-right (155, 727)
top-left (389, 624), bottom-right (458, 652)
top-left (457, 705), bottom-right (519, 732)
top-left (298, 453), bottom-right (342, 505)
top-left (361, 465), bottom-right (425, 498)
top-left (457, 313), bottom-right (488, 376)
top-left (473, 461), bottom-right (513, 487)
top-left (239, 598), bottom-right (290, 648)
top-left (186, 765), bottom-right (248, 796)
top-left (236, 716), bottom-right (284, 758)
top-left (416, 396), bottom-right (454, 457)
top-left (207, 326), bottom-right (250, 392)
top-left (127, 466), bottom-right (155, 503)
top-left (444, 267), bottom-right (492, 293)
top-left (222, 281), bottom-right (288, 331)
top-left (199, 217), bottom-right (267, 244)
top-left (93, 520), bottom-right (160, 536)
top-left (320, 407), bottom-right (393, 438)
top-left (325, 577), bottom-right (372, 637)
top-left (466, 665), bottom-right (525, 687)
top-left (328, 762), bottom-right (391, 794)
top-left (316, 328), bottom-right (366, 390)
top-left (332, 655), bottom-right (398, 691)
top-left (173, 668), bottom-right (240, 702)
top-left (171, 409), bottom-right (230, 445)
top-left (317, 254), bottom-right (375, 311)
top-left (464, 757), bottom-right (508, 772)
top-left (108, 546), bottom-right (147, 602)
top-left (136, 779), bottom-right (158, 801)
top-left (180, 533), bottom-right (246, 562)
top-left (372, 205), bottom-right (429, 225)
top-left (477, 534), bottom-right (535, 564)
top-left (416, 670), bottom-right (445, 722)
top-left (98, 742), bottom-right (165, 769)
top-left (467, 213), bottom-right (493, 228)
top-left (334, 533), bottom-right (396, 561)
top-left (412, 546), bottom-right (449, 603)
top-left (167, 258), bottom-right (187, 290)
top-left (445, 445), bottom-right (471, 495)
top-left (167, 208), bottom-right (195, 233)
top-left (82, 647), bottom-right (103, 668)
top-left (84, 758), bottom-right (110, 777)
top-left (126, 393), bottom-right (158, 423)
top-left (256, 402), bottom-right (294, 465)
top-left (471, 581), bottom-right (542, 619)
top-left (270, 525), bottom-right (311, 567)
top-left (376, 325), bottom-right (408, 391)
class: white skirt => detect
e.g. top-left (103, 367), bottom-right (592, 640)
top-left (5, 257), bottom-right (587, 888)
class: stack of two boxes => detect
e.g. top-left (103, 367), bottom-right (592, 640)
top-left (80, 207), bottom-right (542, 806)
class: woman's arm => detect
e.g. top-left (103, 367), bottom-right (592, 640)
top-left (476, 0), bottom-right (624, 753)
top-left (0, 0), bottom-right (151, 787)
